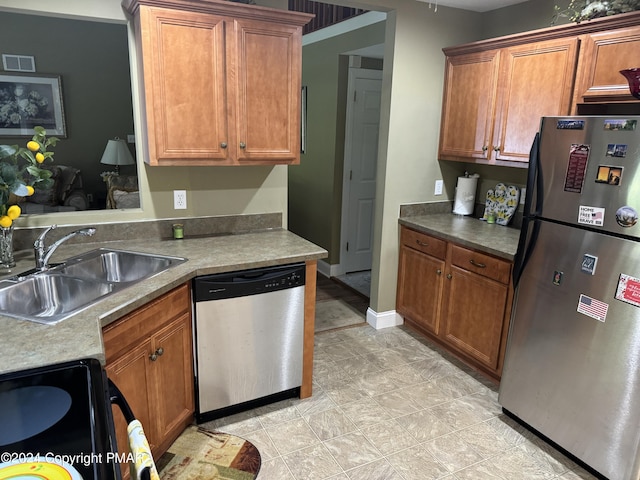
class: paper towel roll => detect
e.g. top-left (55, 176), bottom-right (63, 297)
top-left (452, 176), bottom-right (478, 215)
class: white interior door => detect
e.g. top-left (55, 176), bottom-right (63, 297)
top-left (341, 67), bottom-right (382, 274)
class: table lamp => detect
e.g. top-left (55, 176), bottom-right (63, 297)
top-left (100, 137), bottom-right (135, 174)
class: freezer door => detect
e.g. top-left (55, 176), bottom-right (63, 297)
top-left (537, 116), bottom-right (640, 238)
top-left (499, 220), bottom-right (640, 480)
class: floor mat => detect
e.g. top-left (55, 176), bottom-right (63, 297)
top-left (315, 298), bottom-right (366, 332)
top-left (157, 426), bottom-right (261, 480)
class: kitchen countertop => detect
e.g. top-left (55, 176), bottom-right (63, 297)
top-left (399, 213), bottom-right (521, 260)
top-left (0, 228), bottom-right (327, 376)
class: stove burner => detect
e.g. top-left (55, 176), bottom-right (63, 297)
top-left (0, 386), bottom-right (71, 446)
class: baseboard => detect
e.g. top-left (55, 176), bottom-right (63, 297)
top-left (318, 259), bottom-right (342, 278)
top-left (366, 307), bottom-right (403, 330)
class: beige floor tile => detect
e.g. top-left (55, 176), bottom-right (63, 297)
top-left (323, 431), bottom-right (382, 470)
top-left (345, 458), bottom-right (404, 480)
top-left (455, 421), bottom-right (515, 458)
top-left (241, 428), bottom-right (279, 461)
top-left (256, 456), bottom-right (295, 480)
top-left (265, 417), bottom-right (320, 456)
top-left (422, 431), bottom-right (486, 473)
top-left (394, 408), bottom-right (454, 441)
top-left (487, 447), bottom-right (558, 480)
top-left (339, 396), bottom-right (393, 429)
top-left (386, 444), bottom-right (451, 480)
top-left (360, 418), bottom-right (419, 455)
top-left (295, 390), bottom-right (337, 417)
top-left (429, 396), bottom-right (496, 431)
top-left (372, 388), bottom-right (424, 417)
top-left (282, 443), bottom-right (343, 480)
top-left (304, 407), bottom-right (358, 441)
top-left (402, 380), bottom-right (451, 409)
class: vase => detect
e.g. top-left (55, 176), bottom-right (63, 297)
top-left (0, 226), bottom-right (15, 269)
top-left (620, 68), bottom-right (640, 100)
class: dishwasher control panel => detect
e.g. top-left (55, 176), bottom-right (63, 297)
top-left (193, 262), bottom-right (306, 302)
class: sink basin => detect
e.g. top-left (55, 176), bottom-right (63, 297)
top-left (59, 249), bottom-right (184, 284)
top-left (0, 274), bottom-right (114, 324)
top-left (0, 248), bottom-right (186, 325)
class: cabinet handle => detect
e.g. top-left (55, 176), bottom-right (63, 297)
top-left (469, 259), bottom-right (486, 268)
top-left (493, 146), bottom-right (500, 152)
top-left (436, 269), bottom-right (442, 275)
top-left (482, 146), bottom-right (488, 152)
top-left (416, 240), bottom-right (428, 247)
top-left (149, 347), bottom-right (164, 362)
top-left (220, 142), bottom-right (227, 149)
top-left (239, 142), bottom-right (246, 149)
top-left (446, 273), bottom-right (452, 280)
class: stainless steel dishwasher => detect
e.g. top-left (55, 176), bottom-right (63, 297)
top-left (193, 263), bottom-right (305, 422)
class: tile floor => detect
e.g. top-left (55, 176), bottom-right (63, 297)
top-left (201, 324), bottom-right (600, 480)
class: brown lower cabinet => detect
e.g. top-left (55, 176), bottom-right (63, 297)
top-left (397, 226), bottom-right (514, 381)
top-left (103, 283), bottom-right (194, 479)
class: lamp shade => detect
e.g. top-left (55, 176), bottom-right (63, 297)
top-left (100, 138), bottom-right (135, 168)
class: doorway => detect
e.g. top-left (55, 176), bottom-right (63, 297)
top-left (338, 65), bottom-right (382, 295)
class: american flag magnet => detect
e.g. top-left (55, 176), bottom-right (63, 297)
top-left (578, 206), bottom-right (605, 227)
top-left (577, 294), bottom-right (608, 322)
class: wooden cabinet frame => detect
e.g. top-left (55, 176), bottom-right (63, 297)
top-left (124, 0), bottom-right (312, 166)
top-left (397, 227), bottom-right (514, 381)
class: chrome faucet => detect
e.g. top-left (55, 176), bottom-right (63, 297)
top-left (34, 225), bottom-right (97, 271)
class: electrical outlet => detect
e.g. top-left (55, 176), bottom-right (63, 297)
top-left (434, 179), bottom-right (444, 195)
top-left (174, 190), bottom-right (187, 209)
top-left (520, 187), bottom-right (526, 204)
top-left (127, 134), bottom-right (135, 143)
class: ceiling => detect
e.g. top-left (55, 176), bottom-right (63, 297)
top-left (415, 0), bottom-right (529, 12)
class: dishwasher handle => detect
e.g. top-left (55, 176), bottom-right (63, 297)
top-left (194, 262), bottom-right (306, 302)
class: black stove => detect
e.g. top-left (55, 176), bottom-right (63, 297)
top-left (0, 358), bottom-right (119, 479)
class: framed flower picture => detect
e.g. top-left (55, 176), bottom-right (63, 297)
top-left (0, 73), bottom-right (66, 137)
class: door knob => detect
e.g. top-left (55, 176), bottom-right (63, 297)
top-left (220, 142), bottom-right (227, 149)
top-left (239, 142), bottom-right (246, 149)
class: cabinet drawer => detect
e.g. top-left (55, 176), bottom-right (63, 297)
top-left (450, 245), bottom-right (511, 284)
top-left (401, 228), bottom-right (447, 260)
top-left (103, 283), bottom-right (191, 362)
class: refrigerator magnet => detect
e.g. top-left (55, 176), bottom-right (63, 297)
top-left (603, 119), bottom-right (637, 131)
top-left (556, 119), bottom-right (584, 129)
top-left (615, 206), bottom-right (638, 227)
top-left (615, 274), bottom-right (640, 307)
top-left (581, 255), bottom-right (598, 275)
top-left (606, 144), bottom-right (627, 158)
top-left (564, 144), bottom-right (590, 193)
top-left (595, 165), bottom-right (622, 185)
top-left (578, 206), bottom-right (605, 226)
top-left (577, 294), bottom-right (609, 322)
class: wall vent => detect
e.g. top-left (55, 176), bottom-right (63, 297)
top-left (2, 54), bottom-right (35, 72)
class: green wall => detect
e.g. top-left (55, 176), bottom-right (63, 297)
top-left (292, 0), bottom-right (574, 275)
top-left (0, 12), bottom-right (135, 208)
top-left (289, 19), bottom-right (386, 264)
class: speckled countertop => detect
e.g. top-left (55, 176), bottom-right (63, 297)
top-left (0, 227), bottom-right (327, 376)
top-left (399, 213), bottom-right (521, 260)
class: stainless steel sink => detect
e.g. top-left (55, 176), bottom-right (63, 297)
top-left (59, 249), bottom-right (182, 284)
top-left (0, 274), bottom-right (114, 324)
top-left (0, 248), bottom-right (186, 325)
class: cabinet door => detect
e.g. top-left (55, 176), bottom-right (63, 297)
top-left (139, 7), bottom-right (229, 165)
top-left (230, 18), bottom-right (302, 164)
top-left (150, 312), bottom-right (194, 453)
top-left (105, 341), bottom-right (155, 480)
top-left (492, 38), bottom-right (578, 164)
top-left (573, 26), bottom-right (640, 104)
top-left (397, 245), bottom-right (445, 335)
top-left (442, 265), bottom-right (508, 371)
top-left (439, 50), bottom-right (500, 161)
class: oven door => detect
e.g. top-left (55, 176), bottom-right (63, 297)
top-left (0, 358), bottom-right (120, 480)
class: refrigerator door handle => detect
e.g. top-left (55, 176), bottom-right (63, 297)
top-left (525, 132), bottom-right (543, 217)
top-left (512, 217), bottom-right (540, 287)
top-left (513, 133), bottom-right (542, 287)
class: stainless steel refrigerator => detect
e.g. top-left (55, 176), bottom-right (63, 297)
top-left (499, 116), bottom-right (640, 480)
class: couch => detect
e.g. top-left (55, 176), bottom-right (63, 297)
top-left (104, 174), bottom-right (140, 209)
top-left (22, 165), bottom-right (89, 213)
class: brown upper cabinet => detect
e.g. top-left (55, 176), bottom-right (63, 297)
top-left (439, 12), bottom-right (640, 167)
top-left (573, 25), bottom-right (640, 106)
top-left (123, 0), bottom-right (312, 166)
